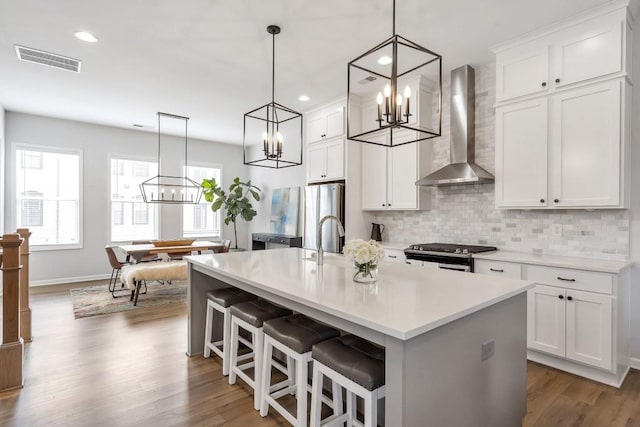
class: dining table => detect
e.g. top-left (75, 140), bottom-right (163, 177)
top-left (116, 240), bottom-right (223, 262)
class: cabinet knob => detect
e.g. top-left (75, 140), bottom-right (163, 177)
top-left (388, 255), bottom-right (397, 259)
top-left (382, 203), bottom-right (386, 207)
top-left (555, 78), bottom-right (561, 84)
top-left (558, 294), bottom-right (564, 300)
top-left (540, 198), bottom-right (545, 203)
top-left (490, 268), bottom-right (504, 273)
top-left (554, 198), bottom-right (559, 203)
top-left (567, 296), bottom-right (573, 301)
top-left (541, 82), bottom-right (547, 87)
top-left (388, 203), bottom-right (391, 206)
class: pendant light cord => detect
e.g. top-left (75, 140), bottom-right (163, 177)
top-left (392, 0), bottom-right (396, 36)
top-left (157, 113), bottom-right (161, 176)
top-left (271, 30), bottom-right (276, 104)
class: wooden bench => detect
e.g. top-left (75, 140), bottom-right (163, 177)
top-left (120, 261), bottom-right (188, 306)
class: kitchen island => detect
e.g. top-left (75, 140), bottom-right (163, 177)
top-left (186, 248), bottom-right (534, 426)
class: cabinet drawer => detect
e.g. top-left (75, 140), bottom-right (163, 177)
top-left (475, 260), bottom-right (522, 279)
top-left (526, 265), bottom-right (613, 295)
top-left (383, 248), bottom-right (406, 264)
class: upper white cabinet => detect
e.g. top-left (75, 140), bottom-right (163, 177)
top-left (306, 105), bottom-right (345, 144)
top-left (307, 139), bottom-right (345, 183)
top-left (495, 9), bottom-right (629, 104)
top-left (361, 132), bottom-right (430, 211)
top-left (493, 5), bottom-right (631, 210)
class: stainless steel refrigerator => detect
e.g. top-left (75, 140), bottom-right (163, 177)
top-left (304, 183), bottom-right (345, 253)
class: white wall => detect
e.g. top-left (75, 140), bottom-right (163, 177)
top-left (628, 17), bottom-right (640, 363)
top-left (0, 105), bottom-right (4, 235)
top-left (5, 112), bottom-right (245, 284)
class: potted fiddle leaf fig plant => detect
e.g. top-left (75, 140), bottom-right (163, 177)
top-left (201, 177), bottom-right (261, 250)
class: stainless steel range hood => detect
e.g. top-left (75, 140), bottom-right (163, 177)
top-left (416, 65), bottom-right (494, 186)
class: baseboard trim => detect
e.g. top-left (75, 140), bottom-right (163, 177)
top-left (30, 274), bottom-right (111, 287)
top-left (631, 357), bottom-right (640, 370)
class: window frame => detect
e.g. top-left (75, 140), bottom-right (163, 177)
top-left (12, 143), bottom-right (83, 251)
top-left (181, 161), bottom-right (223, 239)
top-left (108, 153), bottom-right (161, 244)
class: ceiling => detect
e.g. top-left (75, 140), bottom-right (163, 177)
top-left (0, 0), bottom-right (619, 144)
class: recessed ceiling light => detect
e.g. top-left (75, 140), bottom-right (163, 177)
top-left (298, 95), bottom-right (310, 102)
top-left (377, 56), bottom-right (392, 65)
top-left (74, 31), bottom-right (98, 43)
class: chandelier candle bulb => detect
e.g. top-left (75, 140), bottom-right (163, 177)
top-left (376, 92), bottom-right (383, 122)
top-left (404, 86), bottom-right (411, 117)
top-left (396, 95), bottom-right (403, 122)
top-left (384, 84), bottom-right (391, 119)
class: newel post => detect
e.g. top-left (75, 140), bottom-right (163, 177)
top-left (0, 233), bottom-right (25, 391)
top-left (17, 228), bottom-right (32, 342)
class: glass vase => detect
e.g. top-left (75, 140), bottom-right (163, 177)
top-left (353, 261), bottom-right (378, 283)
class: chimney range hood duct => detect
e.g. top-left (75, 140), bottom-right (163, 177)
top-left (416, 65), bottom-right (494, 186)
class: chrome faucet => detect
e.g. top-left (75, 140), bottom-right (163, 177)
top-left (317, 215), bottom-right (345, 265)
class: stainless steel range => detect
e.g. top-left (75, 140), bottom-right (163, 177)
top-left (404, 243), bottom-right (497, 272)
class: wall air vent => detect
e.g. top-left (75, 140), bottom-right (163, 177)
top-left (15, 45), bottom-right (81, 73)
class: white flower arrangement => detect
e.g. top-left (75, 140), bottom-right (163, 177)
top-left (343, 239), bottom-right (385, 281)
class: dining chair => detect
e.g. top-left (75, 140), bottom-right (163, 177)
top-left (105, 245), bottom-right (130, 298)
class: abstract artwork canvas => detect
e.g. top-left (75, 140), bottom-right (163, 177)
top-left (270, 187), bottom-right (299, 235)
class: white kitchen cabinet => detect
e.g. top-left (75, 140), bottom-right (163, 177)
top-left (307, 139), bottom-right (344, 183)
top-left (474, 260), bottom-right (522, 279)
top-left (361, 132), bottom-right (430, 211)
top-left (306, 105), bottom-right (345, 144)
top-left (495, 79), bottom-right (626, 209)
top-left (495, 98), bottom-right (548, 208)
top-left (382, 248), bottom-right (406, 264)
top-left (550, 80), bottom-right (621, 207)
top-left (565, 289), bottom-right (612, 370)
top-left (494, 8), bottom-right (629, 104)
top-left (527, 284), bottom-right (566, 358)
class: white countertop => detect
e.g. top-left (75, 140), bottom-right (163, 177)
top-left (186, 248), bottom-right (534, 340)
top-left (474, 250), bottom-right (632, 274)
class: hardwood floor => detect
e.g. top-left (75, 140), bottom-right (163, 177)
top-left (0, 282), bottom-right (638, 426)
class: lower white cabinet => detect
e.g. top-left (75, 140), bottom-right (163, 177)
top-left (382, 248), bottom-right (406, 264)
top-left (475, 257), bottom-right (628, 385)
top-left (527, 284), bottom-right (613, 371)
top-left (307, 139), bottom-right (344, 183)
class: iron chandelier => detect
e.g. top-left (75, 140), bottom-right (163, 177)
top-left (243, 25), bottom-right (303, 168)
top-left (347, 0), bottom-right (442, 147)
top-left (140, 112), bottom-right (203, 204)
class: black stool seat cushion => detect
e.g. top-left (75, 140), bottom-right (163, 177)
top-left (263, 314), bottom-right (340, 354)
top-left (230, 300), bottom-right (292, 328)
top-left (312, 335), bottom-right (385, 391)
top-left (207, 288), bottom-right (257, 308)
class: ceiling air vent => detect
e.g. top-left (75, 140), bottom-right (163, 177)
top-left (357, 75), bottom-right (377, 84)
top-left (15, 45), bottom-right (81, 73)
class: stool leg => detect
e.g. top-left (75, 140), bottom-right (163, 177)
top-left (310, 364), bottom-right (323, 427)
top-left (259, 337), bottom-right (274, 417)
top-left (204, 301), bottom-right (214, 358)
top-left (332, 380), bottom-right (343, 419)
top-left (287, 355), bottom-right (296, 395)
top-left (221, 306), bottom-right (231, 375)
top-left (295, 357), bottom-right (308, 427)
top-left (364, 391), bottom-right (376, 427)
top-left (346, 391), bottom-right (356, 426)
top-left (253, 328), bottom-right (264, 411)
top-left (228, 319), bottom-right (240, 385)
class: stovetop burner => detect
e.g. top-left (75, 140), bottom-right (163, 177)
top-left (407, 243), bottom-right (498, 255)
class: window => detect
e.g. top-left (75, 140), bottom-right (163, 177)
top-left (183, 164), bottom-right (221, 238)
top-left (15, 146), bottom-right (81, 247)
top-left (110, 157), bottom-right (158, 242)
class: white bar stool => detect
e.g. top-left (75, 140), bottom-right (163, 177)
top-left (310, 335), bottom-right (386, 427)
top-left (259, 314), bottom-right (341, 427)
top-left (229, 300), bottom-right (293, 410)
top-left (203, 288), bottom-right (258, 375)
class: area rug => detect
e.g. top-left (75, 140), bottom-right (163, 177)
top-left (70, 280), bottom-right (187, 319)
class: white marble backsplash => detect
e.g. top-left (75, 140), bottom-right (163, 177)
top-left (373, 62), bottom-right (630, 261)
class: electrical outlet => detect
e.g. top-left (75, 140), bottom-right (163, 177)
top-left (551, 223), bottom-right (562, 237)
top-left (481, 340), bottom-right (495, 361)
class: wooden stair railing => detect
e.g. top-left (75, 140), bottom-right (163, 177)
top-left (17, 228), bottom-right (32, 342)
top-left (0, 233), bottom-right (25, 392)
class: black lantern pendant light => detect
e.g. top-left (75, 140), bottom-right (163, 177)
top-left (243, 25), bottom-right (303, 168)
top-left (347, 0), bottom-right (442, 147)
top-left (140, 112), bottom-right (203, 204)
